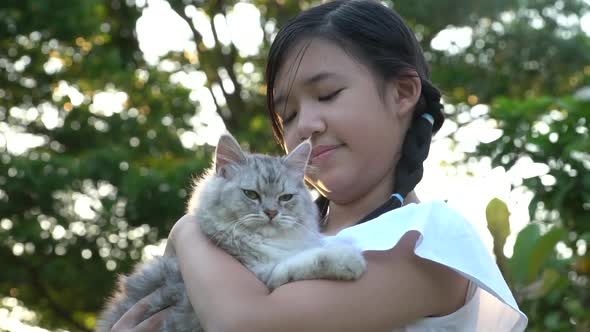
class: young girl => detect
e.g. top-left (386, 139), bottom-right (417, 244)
top-left (111, 0), bottom-right (527, 331)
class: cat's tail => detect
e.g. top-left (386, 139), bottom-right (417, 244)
top-left (95, 257), bottom-right (183, 332)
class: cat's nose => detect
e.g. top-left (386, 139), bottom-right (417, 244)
top-left (264, 209), bottom-right (278, 220)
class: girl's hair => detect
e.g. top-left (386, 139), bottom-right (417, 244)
top-left (265, 0), bottom-right (445, 222)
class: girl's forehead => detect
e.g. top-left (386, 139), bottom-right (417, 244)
top-left (275, 39), bottom-right (363, 86)
top-left (274, 39), bottom-right (370, 100)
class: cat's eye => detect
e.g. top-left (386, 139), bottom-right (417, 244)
top-left (242, 189), bottom-right (260, 200)
top-left (279, 194), bottom-right (293, 202)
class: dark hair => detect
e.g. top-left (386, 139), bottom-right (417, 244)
top-left (265, 0), bottom-right (445, 223)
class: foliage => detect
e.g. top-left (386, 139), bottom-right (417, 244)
top-left (482, 95), bottom-right (590, 331)
top-left (1, 0), bottom-right (589, 330)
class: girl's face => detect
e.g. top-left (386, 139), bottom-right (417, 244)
top-left (274, 39), bottom-right (415, 204)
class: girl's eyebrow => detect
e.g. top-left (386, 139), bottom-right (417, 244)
top-left (273, 71), bottom-right (342, 107)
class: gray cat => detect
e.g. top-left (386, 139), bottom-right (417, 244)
top-left (96, 133), bottom-right (367, 332)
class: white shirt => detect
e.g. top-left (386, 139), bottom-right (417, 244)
top-left (322, 200), bottom-right (528, 332)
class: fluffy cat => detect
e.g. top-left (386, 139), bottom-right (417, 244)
top-left (96, 133), bottom-right (366, 332)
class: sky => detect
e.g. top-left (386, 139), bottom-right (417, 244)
top-left (3, 0), bottom-right (590, 330)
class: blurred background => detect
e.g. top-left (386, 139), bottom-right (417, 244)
top-left (0, 0), bottom-right (589, 331)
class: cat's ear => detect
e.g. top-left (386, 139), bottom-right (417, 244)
top-left (284, 140), bottom-right (312, 176)
top-left (215, 133), bottom-right (246, 177)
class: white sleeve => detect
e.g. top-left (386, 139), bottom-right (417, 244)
top-left (322, 200), bottom-right (528, 331)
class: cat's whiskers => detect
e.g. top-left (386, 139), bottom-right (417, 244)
top-left (208, 223), bottom-right (233, 239)
top-left (207, 220), bottom-right (243, 247)
top-left (227, 214), bottom-right (266, 256)
top-left (280, 216), bottom-right (322, 240)
top-left (207, 225), bottom-right (229, 242)
top-left (242, 213), bottom-right (266, 223)
top-left (230, 218), bottom-right (250, 256)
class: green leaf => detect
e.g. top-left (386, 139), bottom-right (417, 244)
top-left (509, 224), bottom-right (541, 285)
top-left (486, 197), bottom-right (511, 249)
top-left (527, 227), bottom-right (566, 282)
top-left (509, 224), bottom-right (566, 285)
top-left (540, 268), bottom-right (560, 296)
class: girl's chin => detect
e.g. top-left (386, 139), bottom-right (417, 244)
top-left (306, 177), bottom-right (345, 199)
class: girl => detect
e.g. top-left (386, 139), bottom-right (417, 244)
top-left (112, 0), bottom-right (527, 331)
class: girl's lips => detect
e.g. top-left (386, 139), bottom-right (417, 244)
top-left (311, 144), bottom-right (342, 162)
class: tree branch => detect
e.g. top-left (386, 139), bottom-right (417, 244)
top-left (171, 1), bottom-right (204, 50)
top-left (171, 0), bottom-right (246, 131)
top-left (208, 2), bottom-right (243, 99)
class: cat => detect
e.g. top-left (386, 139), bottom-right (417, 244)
top-left (96, 133), bottom-right (367, 332)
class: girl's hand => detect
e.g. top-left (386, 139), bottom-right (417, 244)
top-left (164, 214), bottom-right (203, 257)
top-left (110, 289), bottom-right (171, 332)
top-left (109, 214), bottom-right (198, 332)
top-left (111, 215), bottom-right (207, 332)
top-left (111, 214), bottom-right (194, 332)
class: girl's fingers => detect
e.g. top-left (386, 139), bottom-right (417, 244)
top-left (133, 307), bottom-right (171, 332)
top-left (111, 289), bottom-right (164, 331)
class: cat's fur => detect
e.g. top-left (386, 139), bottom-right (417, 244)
top-left (96, 134), bottom-right (366, 332)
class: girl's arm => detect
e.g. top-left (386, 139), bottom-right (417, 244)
top-left (171, 215), bottom-right (467, 332)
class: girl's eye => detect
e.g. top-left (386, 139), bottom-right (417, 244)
top-left (318, 88), bottom-right (343, 102)
top-left (242, 189), bottom-right (260, 200)
top-left (281, 111), bottom-right (297, 125)
top-left (279, 194), bottom-right (293, 202)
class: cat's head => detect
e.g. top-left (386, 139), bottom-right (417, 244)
top-left (194, 133), bottom-right (319, 239)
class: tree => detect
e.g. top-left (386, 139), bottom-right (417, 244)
top-left (1, 0), bottom-right (588, 330)
top-left (480, 96), bottom-right (590, 331)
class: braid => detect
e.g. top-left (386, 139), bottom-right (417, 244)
top-left (393, 81), bottom-right (444, 199)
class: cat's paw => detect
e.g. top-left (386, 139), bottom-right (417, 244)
top-left (265, 248), bottom-right (326, 289)
top-left (265, 244), bottom-right (367, 289)
top-left (266, 263), bottom-right (295, 290)
top-left (319, 244), bottom-right (367, 280)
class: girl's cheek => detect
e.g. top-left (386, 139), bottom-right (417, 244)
top-left (283, 130), bottom-right (299, 152)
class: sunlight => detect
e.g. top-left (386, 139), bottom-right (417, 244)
top-left (90, 90), bottom-right (128, 116)
top-left (0, 298), bottom-right (52, 332)
top-left (226, 3), bottom-right (264, 56)
top-left (431, 26), bottom-right (473, 54)
top-left (0, 121), bottom-right (46, 155)
top-left (134, 0), bottom-right (263, 147)
top-left (582, 12), bottom-right (590, 35)
top-left (135, 0), bottom-right (193, 64)
top-left (417, 113), bottom-right (535, 257)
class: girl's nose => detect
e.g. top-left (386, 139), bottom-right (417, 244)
top-left (296, 105), bottom-right (325, 141)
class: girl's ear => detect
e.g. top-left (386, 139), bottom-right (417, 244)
top-left (215, 133), bottom-right (246, 177)
top-left (391, 71), bottom-right (422, 117)
top-left (284, 140), bottom-right (312, 176)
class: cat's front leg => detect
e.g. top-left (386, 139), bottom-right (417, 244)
top-left (266, 244), bottom-right (366, 290)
